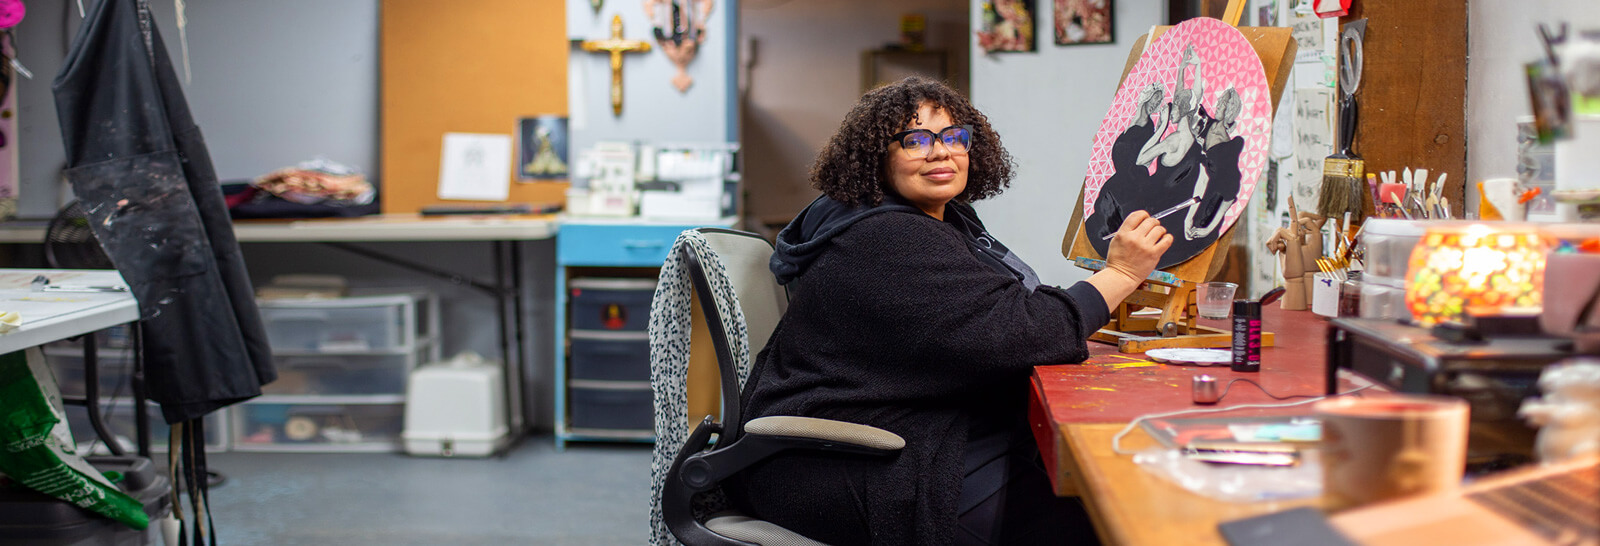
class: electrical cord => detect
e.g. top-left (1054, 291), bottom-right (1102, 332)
top-left (1217, 377), bottom-right (1321, 401)
top-left (1111, 385), bottom-right (1375, 455)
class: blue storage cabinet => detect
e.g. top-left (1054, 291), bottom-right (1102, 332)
top-left (554, 219), bottom-right (733, 448)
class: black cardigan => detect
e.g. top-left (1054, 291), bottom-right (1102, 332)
top-left (728, 207), bottom-right (1109, 545)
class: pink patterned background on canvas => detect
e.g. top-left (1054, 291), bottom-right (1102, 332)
top-left (1081, 18), bottom-right (1270, 234)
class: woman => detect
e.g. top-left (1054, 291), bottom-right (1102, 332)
top-left (727, 76), bottom-right (1171, 545)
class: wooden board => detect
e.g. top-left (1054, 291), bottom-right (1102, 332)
top-left (380, 0), bottom-right (571, 214)
top-left (1342, 2), bottom-right (1468, 218)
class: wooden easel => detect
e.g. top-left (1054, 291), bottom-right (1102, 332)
top-left (1061, 10), bottom-right (1296, 354)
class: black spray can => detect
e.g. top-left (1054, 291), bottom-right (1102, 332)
top-left (1231, 300), bottom-right (1261, 372)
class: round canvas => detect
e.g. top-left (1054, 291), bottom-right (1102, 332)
top-left (1082, 18), bottom-right (1271, 269)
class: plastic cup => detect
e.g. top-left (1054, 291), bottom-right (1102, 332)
top-left (1196, 282), bottom-right (1238, 319)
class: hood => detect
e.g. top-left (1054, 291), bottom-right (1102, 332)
top-left (770, 194), bottom-right (924, 284)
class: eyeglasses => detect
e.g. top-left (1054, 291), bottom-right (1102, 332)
top-left (890, 125), bottom-right (973, 158)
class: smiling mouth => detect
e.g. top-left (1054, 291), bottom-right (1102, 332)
top-left (924, 168), bottom-right (956, 178)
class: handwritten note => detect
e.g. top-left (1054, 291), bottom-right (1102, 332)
top-left (1292, 87), bottom-right (1334, 207)
top-left (1289, 8), bottom-right (1324, 61)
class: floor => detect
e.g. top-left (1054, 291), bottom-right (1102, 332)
top-left (203, 437), bottom-right (654, 545)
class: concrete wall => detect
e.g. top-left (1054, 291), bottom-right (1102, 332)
top-left (969, 0), bottom-right (1166, 288)
top-left (740, 0), bottom-right (970, 224)
top-left (1467, 0), bottom-right (1600, 190)
top-left (16, 0), bottom-right (380, 220)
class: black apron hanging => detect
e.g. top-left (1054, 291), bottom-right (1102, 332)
top-left (51, 0), bottom-right (274, 425)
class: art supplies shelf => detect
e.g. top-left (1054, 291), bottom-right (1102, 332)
top-left (232, 290), bottom-right (441, 452)
top-left (553, 218), bottom-right (736, 449)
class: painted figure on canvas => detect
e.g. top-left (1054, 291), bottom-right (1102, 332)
top-left (1081, 18), bottom-right (1270, 270)
top-left (977, 0), bottom-right (1036, 53)
top-left (1054, 0), bottom-right (1113, 46)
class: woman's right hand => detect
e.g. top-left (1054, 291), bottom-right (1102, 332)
top-left (1105, 210), bottom-right (1173, 283)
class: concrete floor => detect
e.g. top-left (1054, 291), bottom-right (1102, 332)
top-left (203, 438), bottom-right (653, 545)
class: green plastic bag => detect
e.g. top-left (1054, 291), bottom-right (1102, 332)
top-left (0, 348), bottom-right (149, 530)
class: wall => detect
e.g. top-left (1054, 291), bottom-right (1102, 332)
top-left (740, 0), bottom-right (970, 224)
top-left (567, 0), bottom-right (737, 157)
top-left (969, 0), bottom-right (1166, 288)
top-left (16, 0), bottom-right (380, 220)
top-left (1467, 0), bottom-right (1600, 191)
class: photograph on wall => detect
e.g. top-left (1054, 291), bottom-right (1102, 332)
top-left (1054, 0), bottom-right (1113, 46)
top-left (1080, 18), bottom-right (1272, 270)
top-left (518, 116), bottom-right (569, 181)
top-left (976, 0), bottom-right (1036, 53)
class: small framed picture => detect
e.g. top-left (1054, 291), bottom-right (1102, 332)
top-left (977, 0), bottom-right (1037, 53)
top-left (1054, 0), bottom-right (1113, 46)
top-left (517, 116), bottom-right (569, 181)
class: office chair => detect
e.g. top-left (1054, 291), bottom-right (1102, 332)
top-left (649, 228), bottom-right (904, 546)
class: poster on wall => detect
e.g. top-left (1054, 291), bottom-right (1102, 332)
top-left (518, 116), bottom-right (569, 181)
top-left (1054, 0), bottom-right (1113, 46)
top-left (977, 0), bottom-right (1036, 53)
top-left (1080, 18), bottom-right (1272, 270)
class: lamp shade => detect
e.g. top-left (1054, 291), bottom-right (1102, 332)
top-left (1405, 224), bottom-right (1546, 326)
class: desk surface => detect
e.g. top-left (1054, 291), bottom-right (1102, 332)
top-left (0, 214), bottom-right (561, 244)
top-left (0, 269), bottom-right (138, 354)
top-left (1030, 308), bottom-right (1358, 545)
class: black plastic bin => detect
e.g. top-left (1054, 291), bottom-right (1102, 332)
top-left (569, 278), bottom-right (657, 332)
top-left (570, 331), bottom-right (651, 381)
top-left (569, 383), bottom-right (654, 431)
top-left (0, 455), bottom-right (172, 546)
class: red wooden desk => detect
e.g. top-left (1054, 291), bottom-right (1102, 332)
top-left (1028, 308), bottom-right (1345, 545)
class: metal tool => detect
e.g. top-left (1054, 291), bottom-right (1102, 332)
top-left (29, 275), bottom-right (129, 293)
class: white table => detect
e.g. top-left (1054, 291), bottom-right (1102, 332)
top-left (0, 269), bottom-right (138, 355)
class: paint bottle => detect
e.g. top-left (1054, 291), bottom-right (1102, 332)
top-left (1231, 300), bottom-right (1262, 372)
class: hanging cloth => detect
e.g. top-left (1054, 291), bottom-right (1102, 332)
top-left (51, 0), bottom-right (274, 425)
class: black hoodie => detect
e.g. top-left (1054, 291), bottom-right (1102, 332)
top-left (772, 194), bottom-right (1043, 290)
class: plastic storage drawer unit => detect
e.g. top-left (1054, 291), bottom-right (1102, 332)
top-left (65, 401), bottom-right (228, 454)
top-left (259, 293), bottom-right (429, 352)
top-left (568, 380), bottom-right (654, 431)
top-left (45, 348), bottom-right (135, 399)
top-left (569, 330), bottom-right (651, 381)
top-left (232, 402), bottom-right (404, 452)
top-left (569, 278), bottom-right (658, 332)
top-left (263, 349), bottom-right (427, 396)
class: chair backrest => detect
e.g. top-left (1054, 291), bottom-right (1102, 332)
top-left (679, 228), bottom-right (786, 444)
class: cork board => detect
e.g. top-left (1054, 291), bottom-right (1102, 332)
top-left (381, 0), bottom-right (570, 214)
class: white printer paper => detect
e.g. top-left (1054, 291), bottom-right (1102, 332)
top-left (438, 133), bottom-right (512, 201)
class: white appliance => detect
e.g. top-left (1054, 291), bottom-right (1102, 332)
top-left (402, 352), bottom-right (510, 457)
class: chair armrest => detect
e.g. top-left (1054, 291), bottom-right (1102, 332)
top-left (744, 416), bottom-right (905, 451)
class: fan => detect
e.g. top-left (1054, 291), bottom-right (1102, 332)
top-left (44, 200), bottom-right (115, 269)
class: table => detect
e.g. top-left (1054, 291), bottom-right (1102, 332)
top-left (1029, 307), bottom-right (1365, 545)
top-left (0, 214), bottom-right (558, 436)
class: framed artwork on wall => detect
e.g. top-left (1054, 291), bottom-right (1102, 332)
top-left (977, 0), bottom-right (1037, 53)
top-left (1054, 0), bottom-right (1113, 46)
top-left (517, 116), bottom-right (569, 181)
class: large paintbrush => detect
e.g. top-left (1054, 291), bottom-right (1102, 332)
top-left (1318, 20), bottom-right (1367, 237)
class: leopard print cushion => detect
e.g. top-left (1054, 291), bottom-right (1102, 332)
top-left (648, 230), bottom-right (753, 545)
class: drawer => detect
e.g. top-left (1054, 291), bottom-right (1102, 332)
top-left (46, 347), bottom-right (136, 398)
top-left (232, 402), bottom-right (403, 452)
top-left (259, 294), bottom-right (424, 352)
top-left (570, 279), bottom-right (657, 332)
top-left (263, 349), bottom-right (426, 396)
top-left (558, 223), bottom-right (707, 266)
top-left (570, 331), bottom-right (650, 381)
top-left (568, 381), bottom-right (654, 431)
top-left (65, 400), bottom-right (228, 453)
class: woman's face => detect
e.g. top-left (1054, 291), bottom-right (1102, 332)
top-left (886, 102), bottom-right (969, 220)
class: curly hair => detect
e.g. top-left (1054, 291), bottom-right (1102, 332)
top-left (810, 76), bottom-right (1016, 207)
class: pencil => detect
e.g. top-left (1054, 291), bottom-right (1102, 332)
top-left (1102, 196), bottom-right (1202, 240)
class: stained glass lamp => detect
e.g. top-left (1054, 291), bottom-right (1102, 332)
top-left (1405, 224), bottom-right (1547, 327)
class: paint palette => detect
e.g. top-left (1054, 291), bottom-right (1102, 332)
top-left (1145, 348), bottom-right (1232, 366)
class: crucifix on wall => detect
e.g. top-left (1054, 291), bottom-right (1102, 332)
top-left (644, 0), bottom-right (712, 92)
top-left (581, 15), bottom-right (651, 116)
